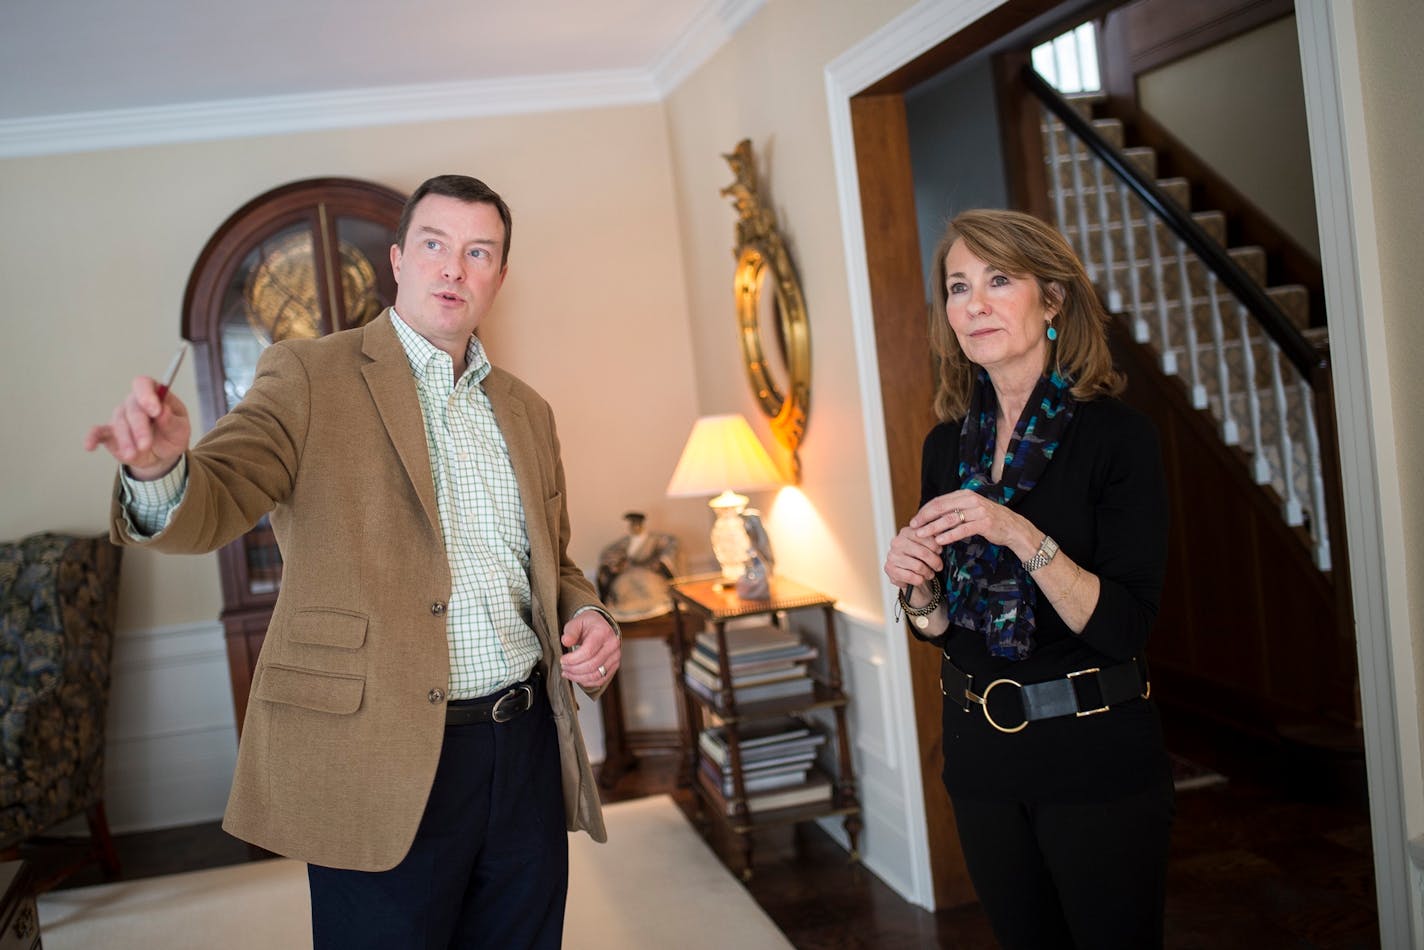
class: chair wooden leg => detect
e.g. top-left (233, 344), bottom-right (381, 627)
top-left (86, 801), bottom-right (122, 877)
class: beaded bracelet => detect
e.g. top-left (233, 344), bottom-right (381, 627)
top-left (896, 576), bottom-right (943, 630)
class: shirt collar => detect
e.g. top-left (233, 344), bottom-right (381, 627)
top-left (388, 308), bottom-right (491, 389)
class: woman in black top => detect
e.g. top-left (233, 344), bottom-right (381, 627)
top-left (883, 210), bottom-right (1171, 949)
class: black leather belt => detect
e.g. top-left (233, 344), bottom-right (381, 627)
top-left (446, 671), bottom-right (541, 726)
top-left (941, 653), bottom-right (1149, 734)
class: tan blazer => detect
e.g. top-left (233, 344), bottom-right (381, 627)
top-left (111, 314), bottom-right (609, 871)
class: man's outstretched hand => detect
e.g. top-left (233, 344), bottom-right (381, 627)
top-left (84, 375), bottom-right (191, 480)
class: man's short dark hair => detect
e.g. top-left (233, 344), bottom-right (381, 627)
top-left (395, 175), bottom-right (513, 268)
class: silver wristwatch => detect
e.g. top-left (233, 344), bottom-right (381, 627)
top-left (1022, 535), bottom-right (1059, 573)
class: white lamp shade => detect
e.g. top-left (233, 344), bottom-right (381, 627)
top-left (666, 414), bottom-right (783, 499)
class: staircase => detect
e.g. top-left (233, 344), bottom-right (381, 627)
top-left (1028, 73), bottom-right (1333, 574)
top-left (1013, 66), bottom-right (1360, 740)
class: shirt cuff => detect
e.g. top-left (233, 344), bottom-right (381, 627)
top-left (571, 603), bottom-right (621, 639)
top-left (118, 457), bottom-right (188, 539)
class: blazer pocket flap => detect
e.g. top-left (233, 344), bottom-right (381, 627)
top-left (288, 608), bottom-right (369, 649)
top-left (254, 665), bottom-right (365, 715)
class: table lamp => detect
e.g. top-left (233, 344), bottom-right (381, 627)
top-left (666, 413), bottom-right (783, 582)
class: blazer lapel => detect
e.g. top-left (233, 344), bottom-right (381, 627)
top-left (360, 313), bottom-right (441, 539)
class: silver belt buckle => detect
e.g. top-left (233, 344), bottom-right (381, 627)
top-left (491, 683), bottom-right (533, 723)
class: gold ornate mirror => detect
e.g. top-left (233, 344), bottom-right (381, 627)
top-left (722, 139), bottom-right (810, 482)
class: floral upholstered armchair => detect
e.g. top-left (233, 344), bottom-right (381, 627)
top-left (0, 532), bottom-right (123, 880)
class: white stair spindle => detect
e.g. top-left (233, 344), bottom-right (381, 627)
top-left (1206, 272), bottom-right (1239, 443)
top-left (1268, 348), bottom-right (1304, 525)
top-left (1068, 138), bottom-right (1093, 279)
top-left (1236, 303), bottom-right (1271, 485)
top-left (1045, 109), bottom-right (1067, 231)
top-left (1175, 241), bottom-right (1207, 408)
top-left (1118, 185), bottom-right (1149, 342)
top-left (1145, 216), bottom-right (1176, 374)
top-left (1093, 157), bottom-right (1120, 311)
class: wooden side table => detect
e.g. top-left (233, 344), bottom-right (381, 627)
top-left (0, 861), bottom-right (41, 950)
top-left (669, 574), bottom-right (862, 878)
top-left (597, 612), bottom-right (684, 789)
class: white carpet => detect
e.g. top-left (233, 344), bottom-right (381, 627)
top-left (37, 795), bottom-right (792, 949)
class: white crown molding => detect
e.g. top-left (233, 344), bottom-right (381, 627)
top-left (0, 69), bottom-right (662, 159)
top-left (649, 0), bottom-right (766, 96)
top-left (824, 0), bottom-right (1005, 96)
top-left (0, 0), bottom-right (766, 160)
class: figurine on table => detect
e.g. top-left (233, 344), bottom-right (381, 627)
top-left (596, 512), bottom-right (680, 621)
top-left (735, 508), bottom-right (775, 599)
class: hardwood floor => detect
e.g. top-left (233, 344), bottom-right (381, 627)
top-left (31, 712), bottom-right (1379, 949)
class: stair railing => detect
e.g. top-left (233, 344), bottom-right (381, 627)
top-left (1023, 66), bottom-right (1333, 571)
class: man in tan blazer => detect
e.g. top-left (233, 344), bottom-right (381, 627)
top-left (86, 175), bottom-right (621, 949)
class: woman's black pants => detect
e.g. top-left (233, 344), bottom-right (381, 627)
top-left (951, 780), bottom-right (1174, 950)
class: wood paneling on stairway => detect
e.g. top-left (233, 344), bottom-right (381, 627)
top-left (1110, 319), bottom-right (1357, 737)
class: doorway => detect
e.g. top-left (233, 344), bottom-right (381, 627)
top-left (824, 0), bottom-right (1405, 940)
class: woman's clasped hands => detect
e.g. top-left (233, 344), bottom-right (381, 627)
top-left (884, 491), bottom-right (1032, 590)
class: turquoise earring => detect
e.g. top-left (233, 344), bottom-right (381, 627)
top-left (1046, 324), bottom-right (1058, 341)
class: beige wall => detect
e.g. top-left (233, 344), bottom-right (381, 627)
top-left (1138, 16), bottom-right (1320, 259)
top-left (664, 0), bottom-right (917, 617)
top-left (0, 103), bottom-right (703, 634)
top-left (1356, 0), bottom-right (1424, 776)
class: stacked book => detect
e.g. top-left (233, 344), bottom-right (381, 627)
top-left (682, 623), bottom-right (817, 706)
top-left (699, 717), bottom-right (833, 814)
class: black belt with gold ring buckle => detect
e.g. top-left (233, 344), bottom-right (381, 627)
top-left (940, 652), bottom-right (1148, 734)
top-left (978, 678), bottom-right (1028, 734)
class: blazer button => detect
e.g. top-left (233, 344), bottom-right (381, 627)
top-left (431, 601), bottom-right (447, 615)
top-left (429, 688), bottom-right (445, 704)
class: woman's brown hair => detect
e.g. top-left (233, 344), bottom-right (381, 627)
top-left (928, 209), bottom-right (1123, 421)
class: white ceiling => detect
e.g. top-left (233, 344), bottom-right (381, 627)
top-left (0, 0), bottom-right (758, 155)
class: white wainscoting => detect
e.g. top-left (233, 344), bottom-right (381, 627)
top-left (103, 621), bottom-right (238, 833)
top-left (99, 618), bottom-right (640, 834)
top-left (608, 636), bottom-right (681, 727)
top-left (99, 607), bottom-right (923, 906)
top-left (793, 609), bottom-right (922, 902)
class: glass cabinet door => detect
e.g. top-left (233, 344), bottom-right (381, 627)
top-left (184, 179), bottom-right (406, 606)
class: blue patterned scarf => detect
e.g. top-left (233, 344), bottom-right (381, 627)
top-left (943, 369), bottom-right (1076, 659)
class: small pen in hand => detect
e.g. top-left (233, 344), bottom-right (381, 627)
top-left (154, 342), bottom-right (188, 401)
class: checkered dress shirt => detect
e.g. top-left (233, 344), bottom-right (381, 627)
top-left (389, 311), bottom-right (541, 698)
top-left (121, 311), bottom-right (544, 699)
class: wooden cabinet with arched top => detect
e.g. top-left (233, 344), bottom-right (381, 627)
top-left (182, 177), bottom-right (406, 730)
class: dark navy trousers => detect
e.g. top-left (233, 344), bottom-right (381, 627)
top-left (307, 693), bottom-right (568, 949)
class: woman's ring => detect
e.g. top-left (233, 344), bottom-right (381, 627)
top-left (598, 664), bottom-right (607, 678)
top-left (957, 509), bottom-right (966, 525)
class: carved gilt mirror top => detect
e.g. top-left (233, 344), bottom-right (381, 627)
top-left (721, 138), bottom-right (810, 482)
